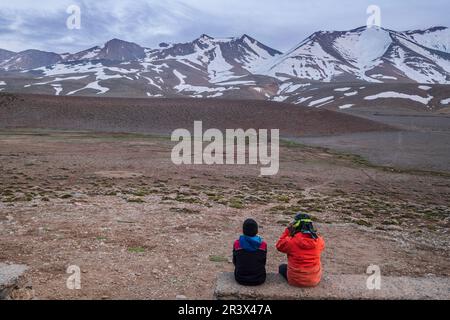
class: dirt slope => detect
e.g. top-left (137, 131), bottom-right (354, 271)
top-left (0, 93), bottom-right (392, 137)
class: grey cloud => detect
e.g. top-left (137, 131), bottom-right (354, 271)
top-left (0, 0), bottom-right (448, 53)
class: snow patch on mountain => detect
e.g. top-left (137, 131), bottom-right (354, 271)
top-left (68, 81), bottom-right (110, 95)
top-left (405, 27), bottom-right (450, 53)
top-left (278, 82), bottom-right (310, 94)
top-left (295, 96), bottom-right (313, 104)
top-left (0, 27), bottom-right (449, 99)
top-left (266, 39), bottom-right (347, 81)
top-left (218, 79), bottom-right (255, 86)
top-left (334, 87), bottom-right (351, 92)
top-left (51, 84), bottom-right (62, 95)
top-left (309, 96), bottom-right (334, 107)
top-left (142, 76), bottom-right (162, 90)
top-left (146, 92), bottom-right (163, 97)
top-left (344, 91), bottom-right (358, 97)
top-left (364, 91), bottom-right (433, 104)
top-left (333, 27), bottom-right (392, 72)
top-left (371, 74), bottom-right (398, 80)
top-left (207, 46), bottom-right (235, 83)
top-left (173, 69), bottom-right (228, 94)
top-left (388, 45), bottom-right (448, 84)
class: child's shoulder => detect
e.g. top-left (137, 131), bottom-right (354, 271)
top-left (259, 241), bottom-right (268, 251)
top-left (233, 239), bottom-right (267, 251)
top-left (233, 239), bottom-right (241, 250)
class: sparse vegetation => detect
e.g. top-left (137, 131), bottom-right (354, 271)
top-left (128, 247), bottom-right (145, 253)
top-left (209, 255), bottom-right (228, 263)
top-left (127, 197), bottom-right (145, 203)
top-left (0, 128), bottom-right (448, 299)
top-left (228, 198), bottom-right (244, 209)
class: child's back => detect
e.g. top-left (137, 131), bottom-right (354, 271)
top-left (276, 213), bottom-right (325, 287)
top-left (233, 219), bottom-right (267, 286)
top-left (276, 230), bottom-right (324, 287)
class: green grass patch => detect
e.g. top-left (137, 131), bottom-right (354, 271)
top-left (128, 247), bottom-right (145, 253)
top-left (127, 197), bottom-right (145, 203)
top-left (209, 255), bottom-right (228, 263)
top-left (228, 199), bottom-right (244, 209)
top-left (354, 219), bottom-right (372, 227)
top-left (276, 195), bottom-right (291, 203)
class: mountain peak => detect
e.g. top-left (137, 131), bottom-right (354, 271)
top-left (199, 34), bottom-right (214, 40)
top-left (240, 34), bottom-right (255, 42)
top-left (97, 38), bottom-right (145, 61)
top-left (104, 38), bottom-right (138, 46)
top-left (0, 49), bottom-right (61, 70)
top-left (0, 25), bottom-right (448, 88)
top-left (406, 26), bottom-right (448, 35)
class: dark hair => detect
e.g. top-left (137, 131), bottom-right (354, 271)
top-left (243, 219), bottom-right (258, 237)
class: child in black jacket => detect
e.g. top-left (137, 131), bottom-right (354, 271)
top-left (233, 219), bottom-right (267, 286)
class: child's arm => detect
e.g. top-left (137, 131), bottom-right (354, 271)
top-left (261, 242), bottom-right (268, 265)
top-left (318, 235), bottom-right (325, 252)
top-left (276, 228), bottom-right (292, 254)
top-left (232, 240), bottom-right (239, 266)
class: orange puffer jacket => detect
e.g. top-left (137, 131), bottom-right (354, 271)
top-left (276, 228), bottom-right (325, 287)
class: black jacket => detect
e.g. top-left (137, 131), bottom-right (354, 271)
top-left (233, 239), bottom-right (267, 286)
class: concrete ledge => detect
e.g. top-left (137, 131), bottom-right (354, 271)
top-left (215, 273), bottom-right (450, 300)
top-left (0, 263), bottom-right (30, 300)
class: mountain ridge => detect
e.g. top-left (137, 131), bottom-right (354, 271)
top-left (0, 26), bottom-right (449, 106)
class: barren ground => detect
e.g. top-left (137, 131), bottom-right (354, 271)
top-left (0, 130), bottom-right (449, 299)
top-left (297, 106), bottom-right (450, 172)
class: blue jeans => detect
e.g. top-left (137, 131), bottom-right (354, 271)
top-left (279, 264), bottom-right (288, 281)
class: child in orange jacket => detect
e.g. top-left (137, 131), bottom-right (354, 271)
top-left (276, 213), bottom-right (325, 287)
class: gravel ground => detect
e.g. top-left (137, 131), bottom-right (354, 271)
top-left (0, 131), bottom-right (448, 299)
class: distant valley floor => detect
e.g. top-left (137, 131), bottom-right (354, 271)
top-left (296, 108), bottom-right (450, 173)
top-left (1, 93), bottom-right (449, 173)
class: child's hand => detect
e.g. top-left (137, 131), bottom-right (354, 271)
top-left (287, 223), bottom-right (295, 236)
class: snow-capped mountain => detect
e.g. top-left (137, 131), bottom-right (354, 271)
top-left (263, 26), bottom-right (450, 84)
top-left (0, 49), bottom-right (62, 71)
top-left (0, 49), bottom-right (15, 62)
top-left (144, 33), bottom-right (282, 86)
top-left (150, 34), bottom-right (281, 76)
top-left (0, 26), bottom-right (449, 106)
top-left (404, 26), bottom-right (450, 53)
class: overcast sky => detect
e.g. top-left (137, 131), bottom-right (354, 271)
top-left (0, 0), bottom-right (448, 53)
